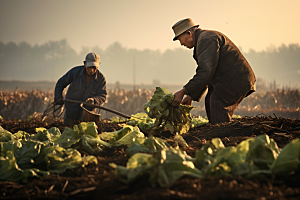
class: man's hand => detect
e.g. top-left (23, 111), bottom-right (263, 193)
top-left (181, 95), bottom-right (193, 106)
top-left (171, 89), bottom-right (185, 107)
top-left (85, 98), bottom-right (94, 104)
top-left (55, 97), bottom-right (64, 105)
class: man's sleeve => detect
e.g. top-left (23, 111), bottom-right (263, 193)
top-left (184, 38), bottom-right (219, 101)
top-left (93, 76), bottom-right (107, 106)
top-left (54, 69), bottom-right (74, 101)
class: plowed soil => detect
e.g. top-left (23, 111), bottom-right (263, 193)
top-left (1, 115), bottom-right (300, 200)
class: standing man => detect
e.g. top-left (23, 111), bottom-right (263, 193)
top-left (54, 52), bottom-right (107, 124)
top-left (171, 18), bottom-right (256, 124)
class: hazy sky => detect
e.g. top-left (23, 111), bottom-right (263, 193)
top-left (1, 0), bottom-right (299, 53)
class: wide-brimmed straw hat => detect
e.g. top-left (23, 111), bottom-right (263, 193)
top-left (172, 18), bottom-right (199, 41)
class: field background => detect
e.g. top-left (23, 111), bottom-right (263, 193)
top-left (1, 80), bottom-right (299, 120)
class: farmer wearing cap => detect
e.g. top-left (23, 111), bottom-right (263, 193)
top-left (54, 52), bottom-right (107, 123)
top-left (171, 18), bottom-right (256, 124)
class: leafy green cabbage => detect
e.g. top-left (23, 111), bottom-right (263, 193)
top-left (125, 134), bottom-right (171, 156)
top-left (191, 116), bottom-right (209, 128)
top-left (111, 134), bottom-right (300, 187)
top-left (271, 138), bottom-right (300, 174)
top-left (126, 112), bottom-right (156, 131)
top-left (99, 125), bottom-right (144, 146)
top-left (143, 87), bottom-right (194, 135)
top-left (0, 122), bottom-right (103, 183)
top-left (110, 148), bottom-right (203, 187)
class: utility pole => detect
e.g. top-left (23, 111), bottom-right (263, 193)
top-left (133, 55), bottom-right (136, 90)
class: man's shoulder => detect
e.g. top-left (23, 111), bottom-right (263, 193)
top-left (68, 65), bottom-right (85, 74)
top-left (97, 70), bottom-right (105, 76)
top-left (70, 65), bottom-right (85, 71)
top-left (199, 29), bottom-right (224, 39)
top-left (196, 29), bottom-right (228, 46)
top-left (95, 70), bottom-right (106, 80)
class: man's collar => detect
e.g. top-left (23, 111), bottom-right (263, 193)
top-left (79, 65), bottom-right (99, 81)
top-left (94, 71), bottom-right (99, 81)
top-left (87, 70), bottom-right (99, 82)
top-left (194, 28), bottom-right (201, 48)
top-left (193, 28), bottom-right (201, 60)
top-left (80, 66), bottom-right (99, 81)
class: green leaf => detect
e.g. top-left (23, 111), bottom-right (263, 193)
top-left (110, 116), bottom-right (128, 123)
top-left (112, 148), bottom-right (202, 187)
top-left (31, 127), bottom-right (61, 143)
top-left (14, 130), bottom-right (32, 140)
top-left (56, 127), bottom-right (80, 148)
top-left (126, 135), bottom-right (171, 156)
top-left (82, 155), bottom-right (98, 166)
top-left (100, 126), bottom-right (133, 142)
top-left (271, 138), bottom-right (300, 174)
top-left (245, 134), bottom-right (280, 169)
top-left (0, 150), bottom-right (49, 183)
top-left (100, 125), bottom-right (144, 146)
top-left (43, 146), bottom-right (83, 173)
top-left (191, 116), bottom-right (209, 128)
top-left (0, 126), bottom-right (14, 142)
top-left (0, 141), bottom-right (22, 157)
top-left (15, 140), bottom-right (44, 169)
top-left (74, 122), bottom-right (98, 138)
top-left (126, 112), bottom-right (155, 130)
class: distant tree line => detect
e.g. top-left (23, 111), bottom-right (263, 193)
top-left (245, 44), bottom-right (300, 90)
top-left (0, 40), bottom-right (299, 90)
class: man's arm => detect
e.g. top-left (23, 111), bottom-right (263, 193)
top-left (54, 69), bottom-right (74, 102)
top-left (184, 38), bottom-right (219, 101)
top-left (91, 76), bottom-right (107, 106)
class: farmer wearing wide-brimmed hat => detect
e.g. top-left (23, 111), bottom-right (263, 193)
top-left (171, 18), bottom-right (256, 124)
top-left (54, 52), bottom-right (107, 124)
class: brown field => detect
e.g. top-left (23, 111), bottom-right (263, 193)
top-left (0, 88), bottom-right (300, 199)
top-left (0, 116), bottom-right (300, 200)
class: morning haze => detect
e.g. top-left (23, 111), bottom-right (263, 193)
top-left (0, 0), bottom-right (299, 89)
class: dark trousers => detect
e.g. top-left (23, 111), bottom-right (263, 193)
top-left (205, 86), bottom-right (245, 124)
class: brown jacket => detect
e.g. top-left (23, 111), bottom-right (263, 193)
top-left (184, 29), bottom-right (256, 104)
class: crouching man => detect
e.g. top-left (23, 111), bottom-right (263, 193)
top-left (171, 18), bottom-right (256, 124)
top-left (54, 52), bottom-right (107, 124)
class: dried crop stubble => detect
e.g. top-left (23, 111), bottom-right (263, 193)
top-left (1, 88), bottom-right (300, 120)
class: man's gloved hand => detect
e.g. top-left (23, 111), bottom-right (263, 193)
top-left (55, 97), bottom-right (64, 105)
top-left (85, 98), bottom-right (94, 104)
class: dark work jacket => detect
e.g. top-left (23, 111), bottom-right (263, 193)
top-left (184, 29), bottom-right (256, 104)
top-left (54, 65), bottom-right (107, 123)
